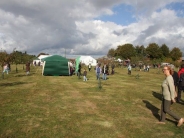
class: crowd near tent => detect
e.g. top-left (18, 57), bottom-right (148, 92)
top-left (75, 56), bottom-right (97, 72)
top-left (33, 55), bottom-right (52, 66)
top-left (32, 57), bottom-right (40, 65)
top-left (38, 55), bottom-right (52, 66)
top-left (42, 55), bottom-right (70, 76)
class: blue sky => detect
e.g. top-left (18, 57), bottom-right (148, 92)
top-left (99, 1), bottom-right (184, 25)
top-left (97, 4), bottom-right (136, 26)
top-left (166, 2), bottom-right (184, 17)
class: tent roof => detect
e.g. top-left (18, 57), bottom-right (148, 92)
top-left (79, 56), bottom-right (96, 60)
top-left (42, 55), bottom-right (68, 62)
top-left (32, 57), bottom-right (39, 60)
top-left (38, 55), bottom-right (52, 59)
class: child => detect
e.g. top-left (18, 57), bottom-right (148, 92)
top-left (2, 64), bottom-right (9, 74)
top-left (128, 64), bottom-right (132, 75)
top-left (83, 69), bottom-right (87, 81)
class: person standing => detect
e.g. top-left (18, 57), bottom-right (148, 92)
top-left (96, 65), bottom-right (101, 80)
top-left (88, 63), bottom-right (92, 72)
top-left (128, 64), bottom-right (132, 75)
top-left (171, 66), bottom-right (179, 98)
top-left (26, 62), bottom-right (30, 75)
top-left (83, 69), bottom-right (87, 81)
top-left (102, 64), bottom-right (108, 80)
top-left (147, 65), bottom-right (150, 72)
top-left (111, 63), bottom-right (115, 75)
top-left (78, 62), bottom-right (81, 78)
top-left (158, 65), bottom-right (183, 126)
top-left (177, 64), bottom-right (184, 103)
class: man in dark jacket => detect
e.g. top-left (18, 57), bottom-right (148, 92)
top-left (171, 66), bottom-right (179, 90)
top-left (177, 64), bottom-right (184, 103)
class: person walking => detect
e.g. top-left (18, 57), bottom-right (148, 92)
top-left (158, 65), bottom-right (184, 126)
top-left (177, 64), bottom-right (184, 103)
top-left (2, 63), bottom-right (9, 74)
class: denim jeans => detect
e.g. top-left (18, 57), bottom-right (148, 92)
top-left (103, 73), bottom-right (107, 80)
top-left (96, 73), bottom-right (100, 80)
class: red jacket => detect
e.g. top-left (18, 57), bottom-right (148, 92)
top-left (178, 68), bottom-right (184, 77)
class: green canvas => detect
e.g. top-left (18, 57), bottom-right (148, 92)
top-left (42, 55), bottom-right (69, 76)
top-left (75, 56), bottom-right (80, 73)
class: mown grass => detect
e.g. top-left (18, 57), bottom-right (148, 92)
top-left (0, 65), bottom-right (184, 138)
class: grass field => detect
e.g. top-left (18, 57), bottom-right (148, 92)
top-left (0, 64), bottom-right (184, 138)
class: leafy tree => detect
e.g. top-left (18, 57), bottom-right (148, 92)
top-left (146, 43), bottom-right (162, 59)
top-left (115, 43), bottom-right (135, 59)
top-left (170, 47), bottom-right (182, 61)
top-left (160, 44), bottom-right (170, 57)
top-left (0, 51), bottom-right (8, 69)
top-left (107, 48), bottom-right (115, 58)
top-left (163, 57), bottom-right (173, 63)
top-left (171, 60), bottom-right (180, 68)
top-left (135, 45), bottom-right (146, 56)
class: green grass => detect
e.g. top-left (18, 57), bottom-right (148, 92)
top-left (0, 65), bottom-right (184, 138)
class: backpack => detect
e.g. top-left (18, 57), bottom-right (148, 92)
top-left (179, 73), bottom-right (184, 87)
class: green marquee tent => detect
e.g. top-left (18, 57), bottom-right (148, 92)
top-left (42, 55), bottom-right (69, 76)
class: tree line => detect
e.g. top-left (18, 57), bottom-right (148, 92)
top-left (107, 43), bottom-right (183, 67)
top-left (0, 50), bottom-right (36, 68)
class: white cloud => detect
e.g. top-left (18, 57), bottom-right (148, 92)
top-left (0, 0), bottom-right (184, 57)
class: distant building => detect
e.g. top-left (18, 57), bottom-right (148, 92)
top-left (182, 57), bottom-right (184, 62)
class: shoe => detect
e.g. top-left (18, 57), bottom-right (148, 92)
top-left (177, 118), bottom-right (184, 127)
top-left (176, 100), bottom-right (180, 103)
top-left (156, 121), bottom-right (165, 124)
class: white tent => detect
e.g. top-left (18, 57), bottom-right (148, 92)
top-left (79, 56), bottom-right (97, 66)
top-left (37, 55), bottom-right (52, 66)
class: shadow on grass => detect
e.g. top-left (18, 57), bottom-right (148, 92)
top-left (0, 82), bottom-right (30, 86)
top-left (14, 73), bottom-right (35, 77)
top-left (177, 100), bottom-right (184, 105)
top-left (142, 100), bottom-right (160, 121)
top-left (165, 118), bottom-right (177, 125)
top-left (152, 91), bottom-right (162, 101)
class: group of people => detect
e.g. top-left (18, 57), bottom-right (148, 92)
top-left (158, 64), bottom-right (184, 127)
top-left (77, 63), bottom-right (110, 81)
top-left (138, 64), bottom-right (150, 72)
top-left (95, 63), bottom-right (109, 80)
top-left (2, 62), bottom-right (30, 76)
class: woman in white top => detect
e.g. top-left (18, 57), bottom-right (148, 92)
top-left (158, 65), bottom-right (183, 127)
